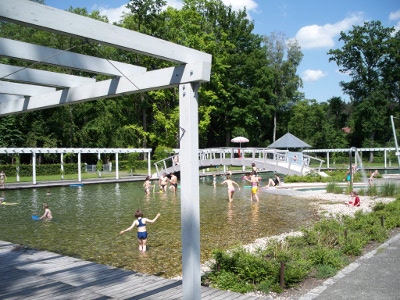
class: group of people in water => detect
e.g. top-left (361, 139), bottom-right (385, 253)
top-left (220, 163), bottom-right (281, 202)
top-left (143, 172), bottom-right (179, 195)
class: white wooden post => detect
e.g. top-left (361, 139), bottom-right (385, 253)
top-left (148, 150), bottom-right (151, 177)
top-left (32, 152), bottom-right (36, 185)
top-left (60, 153), bottom-right (64, 179)
top-left (115, 153), bottom-right (119, 179)
top-left (179, 82), bottom-right (201, 300)
top-left (326, 152), bottom-right (330, 169)
top-left (78, 152), bottom-right (82, 182)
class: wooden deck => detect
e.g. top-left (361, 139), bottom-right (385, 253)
top-left (0, 240), bottom-right (260, 300)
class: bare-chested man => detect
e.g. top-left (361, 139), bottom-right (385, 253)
top-left (158, 173), bottom-right (169, 193)
top-left (169, 173), bottom-right (178, 194)
top-left (0, 170), bottom-right (6, 189)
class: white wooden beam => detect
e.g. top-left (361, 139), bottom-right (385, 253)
top-left (0, 81), bottom-right (56, 96)
top-left (0, 38), bottom-right (146, 77)
top-left (0, 0), bottom-right (212, 64)
top-left (0, 148), bottom-right (152, 154)
top-left (0, 64), bottom-right (96, 88)
top-left (0, 62), bottom-right (211, 115)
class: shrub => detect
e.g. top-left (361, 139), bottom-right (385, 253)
top-left (204, 199), bottom-right (400, 295)
top-left (314, 264), bottom-right (337, 279)
top-left (326, 182), bottom-right (344, 194)
top-left (365, 185), bottom-right (379, 196)
top-left (284, 258), bottom-right (312, 285)
top-left (379, 182), bottom-right (397, 197)
top-left (306, 246), bottom-right (344, 269)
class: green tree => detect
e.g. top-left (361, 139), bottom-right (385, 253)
top-left (288, 100), bottom-right (348, 149)
top-left (328, 21), bottom-right (398, 160)
top-left (263, 32), bottom-right (304, 142)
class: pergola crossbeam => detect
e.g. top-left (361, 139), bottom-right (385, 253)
top-left (0, 62), bottom-right (210, 115)
top-left (0, 38), bottom-right (147, 78)
top-left (0, 64), bottom-right (96, 88)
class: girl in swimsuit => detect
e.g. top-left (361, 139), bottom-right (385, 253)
top-left (143, 176), bottom-right (152, 195)
top-left (265, 174), bottom-right (280, 188)
top-left (346, 191), bottom-right (361, 207)
top-left (221, 175), bottom-right (241, 202)
top-left (245, 171), bottom-right (260, 202)
top-left (119, 209), bottom-right (160, 252)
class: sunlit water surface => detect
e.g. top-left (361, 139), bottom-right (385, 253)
top-left (0, 175), bottom-right (318, 278)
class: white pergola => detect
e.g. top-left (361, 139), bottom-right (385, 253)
top-left (303, 147), bottom-right (398, 169)
top-left (0, 147), bottom-right (152, 183)
top-left (0, 1), bottom-right (212, 298)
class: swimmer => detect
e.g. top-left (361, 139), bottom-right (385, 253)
top-left (169, 173), bottom-right (178, 194)
top-left (119, 209), bottom-right (160, 252)
top-left (368, 170), bottom-right (378, 186)
top-left (143, 176), bottom-right (152, 195)
top-left (158, 173), bottom-right (169, 193)
top-left (265, 174), bottom-right (280, 188)
top-left (40, 203), bottom-right (53, 220)
top-left (221, 175), bottom-right (241, 202)
top-left (245, 171), bottom-right (260, 202)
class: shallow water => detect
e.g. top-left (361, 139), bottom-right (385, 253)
top-left (0, 175), bottom-right (318, 278)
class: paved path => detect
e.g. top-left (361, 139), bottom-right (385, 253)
top-left (0, 240), bottom-right (259, 300)
top-left (299, 232), bottom-right (400, 300)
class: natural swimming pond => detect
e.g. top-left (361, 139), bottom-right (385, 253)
top-left (0, 175), bottom-right (318, 278)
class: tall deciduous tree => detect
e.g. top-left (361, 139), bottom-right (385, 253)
top-left (263, 33), bottom-right (303, 142)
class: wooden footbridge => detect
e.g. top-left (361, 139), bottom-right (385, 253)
top-left (0, 240), bottom-right (260, 300)
top-left (153, 147), bottom-right (324, 178)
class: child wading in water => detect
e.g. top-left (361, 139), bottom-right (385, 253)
top-left (119, 209), bottom-right (160, 252)
top-left (40, 203), bottom-right (53, 220)
top-left (221, 175), bottom-right (241, 202)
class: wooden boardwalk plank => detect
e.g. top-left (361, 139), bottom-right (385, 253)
top-left (0, 240), bottom-right (261, 300)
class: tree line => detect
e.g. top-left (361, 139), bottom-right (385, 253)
top-left (0, 0), bottom-right (399, 164)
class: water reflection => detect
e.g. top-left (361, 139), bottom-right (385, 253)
top-left (0, 175), bottom-right (318, 278)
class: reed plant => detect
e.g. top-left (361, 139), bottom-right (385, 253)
top-left (326, 182), bottom-right (344, 194)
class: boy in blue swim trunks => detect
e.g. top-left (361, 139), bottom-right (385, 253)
top-left (119, 209), bottom-right (160, 252)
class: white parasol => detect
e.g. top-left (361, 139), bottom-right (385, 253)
top-left (231, 136), bottom-right (249, 156)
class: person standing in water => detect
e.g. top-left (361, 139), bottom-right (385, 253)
top-left (169, 173), bottom-right (178, 194)
top-left (368, 170), bottom-right (378, 186)
top-left (119, 209), bottom-right (160, 252)
top-left (143, 176), bottom-right (152, 195)
top-left (158, 173), bottom-right (169, 193)
top-left (246, 171), bottom-right (260, 202)
top-left (0, 170), bottom-right (6, 189)
top-left (221, 175), bottom-right (241, 202)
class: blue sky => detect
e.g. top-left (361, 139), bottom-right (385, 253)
top-left (45, 0), bottom-right (400, 103)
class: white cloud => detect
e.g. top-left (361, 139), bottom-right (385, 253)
top-left (389, 10), bottom-right (400, 21)
top-left (302, 69), bottom-right (327, 82)
top-left (93, 1), bottom-right (183, 24)
top-left (295, 13), bottom-right (363, 49)
top-left (93, 4), bottom-right (127, 24)
top-left (222, 0), bottom-right (258, 12)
